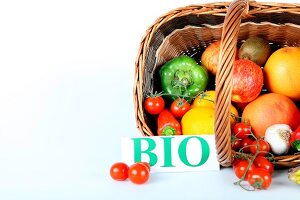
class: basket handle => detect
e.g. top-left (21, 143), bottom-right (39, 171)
top-left (215, 0), bottom-right (249, 167)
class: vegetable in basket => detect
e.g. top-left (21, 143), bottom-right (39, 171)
top-left (264, 124), bottom-right (292, 155)
top-left (159, 55), bottom-right (208, 102)
top-left (157, 109), bottom-right (181, 136)
top-left (144, 95), bottom-right (165, 115)
top-left (170, 98), bottom-right (190, 119)
top-left (290, 125), bottom-right (300, 151)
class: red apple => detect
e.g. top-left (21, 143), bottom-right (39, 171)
top-left (201, 41), bottom-right (221, 75)
top-left (232, 59), bottom-right (263, 103)
top-left (201, 41), bottom-right (238, 75)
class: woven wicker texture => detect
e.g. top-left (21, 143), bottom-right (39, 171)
top-left (133, 0), bottom-right (300, 167)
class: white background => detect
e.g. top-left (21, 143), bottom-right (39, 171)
top-left (0, 0), bottom-right (299, 199)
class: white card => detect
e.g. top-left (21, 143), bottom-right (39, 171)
top-left (121, 135), bottom-right (220, 172)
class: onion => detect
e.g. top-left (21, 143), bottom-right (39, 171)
top-left (264, 124), bottom-right (292, 155)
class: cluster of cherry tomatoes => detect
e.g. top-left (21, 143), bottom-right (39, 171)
top-left (231, 122), bottom-right (274, 190)
top-left (110, 162), bottom-right (151, 184)
top-left (144, 95), bottom-right (190, 118)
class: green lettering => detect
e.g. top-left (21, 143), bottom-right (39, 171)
top-left (132, 138), bottom-right (157, 166)
top-left (178, 136), bottom-right (210, 167)
top-left (161, 137), bottom-right (175, 167)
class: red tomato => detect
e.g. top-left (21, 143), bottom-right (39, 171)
top-left (110, 162), bottom-right (129, 181)
top-left (233, 160), bottom-right (256, 180)
top-left (170, 98), bottom-right (190, 118)
top-left (128, 163), bottom-right (150, 184)
top-left (232, 158), bottom-right (242, 168)
top-left (240, 137), bottom-right (253, 153)
top-left (233, 122), bottom-right (251, 139)
top-left (232, 138), bottom-right (242, 151)
top-left (144, 96), bottom-right (165, 115)
top-left (247, 168), bottom-right (272, 189)
top-left (253, 156), bottom-right (274, 174)
top-left (137, 162), bottom-right (151, 172)
top-left (250, 139), bottom-right (270, 156)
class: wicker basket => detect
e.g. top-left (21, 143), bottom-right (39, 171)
top-left (133, 0), bottom-right (300, 168)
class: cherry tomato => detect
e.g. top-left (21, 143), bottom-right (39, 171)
top-left (137, 162), bottom-right (151, 172)
top-left (128, 163), bottom-right (150, 184)
top-left (170, 98), bottom-right (190, 118)
top-left (253, 156), bottom-right (274, 174)
top-left (110, 162), bottom-right (129, 181)
top-left (240, 137), bottom-right (253, 153)
top-left (233, 122), bottom-right (251, 139)
top-left (233, 160), bottom-right (256, 180)
top-left (144, 96), bottom-right (165, 115)
top-left (232, 158), bottom-right (243, 168)
top-left (250, 139), bottom-right (270, 156)
top-left (232, 138), bottom-right (242, 151)
top-left (247, 168), bottom-right (272, 189)
top-left (170, 98), bottom-right (191, 118)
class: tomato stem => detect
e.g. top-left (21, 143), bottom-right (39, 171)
top-left (147, 91), bottom-right (164, 98)
top-left (238, 144), bottom-right (255, 153)
top-left (234, 130), bottom-right (272, 191)
top-left (234, 181), bottom-right (255, 191)
top-left (233, 148), bottom-right (258, 191)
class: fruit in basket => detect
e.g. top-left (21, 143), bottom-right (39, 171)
top-left (242, 93), bottom-right (300, 138)
top-left (191, 90), bottom-right (216, 109)
top-left (253, 156), bottom-right (274, 175)
top-left (233, 122), bottom-right (251, 139)
top-left (232, 138), bottom-right (242, 151)
top-left (232, 59), bottom-right (263, 103)
top-left (249, 139), bottom-right (270, 157)
top-left (240, 137), bottom-right (254, 153)
top-left (264, 47), bottom-right (300, 101)
top-left (157, 109), bottom-right (182, 136)
top-left (181, 107), bottom-right (214, 135)
top-left (238, 37), bottom-right (271, 66)
top-left (170, 98), bottom-right (190, 118)
top-left (191, 90), bottom-right (239, 127)
top-left (201, 40), bottom-right (238, 75)
top-left (159, 55), bottom-right (208, 102)
top-left (201, 41), bottom-right (221, 75)
top-left (144, 95), bottom-right (165, 115)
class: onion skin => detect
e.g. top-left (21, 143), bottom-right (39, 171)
top-left (264, 124), bottom-right (292, 155)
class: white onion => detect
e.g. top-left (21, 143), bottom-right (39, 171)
top-left (264, 124), bottom-right (292, 155)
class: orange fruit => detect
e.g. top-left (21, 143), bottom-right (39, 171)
top-left (264, 47), bottom-right (300, 101)
top-left (242, 93), bottom-right (300, 138)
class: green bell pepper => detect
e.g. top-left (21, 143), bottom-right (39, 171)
top-left (159, 55), bottom-right (208, 101)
